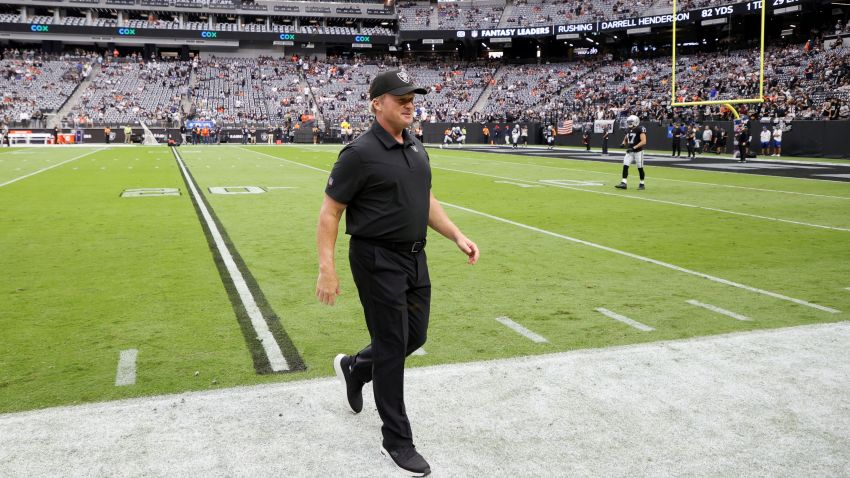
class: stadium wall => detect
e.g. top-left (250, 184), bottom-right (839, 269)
top-left (18, 123), bottom-right (850, 158)
top-left (422, 122), bottom-right (850, 159)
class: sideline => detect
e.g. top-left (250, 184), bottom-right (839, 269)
top-left (2, 322), bottom-right (848, 476)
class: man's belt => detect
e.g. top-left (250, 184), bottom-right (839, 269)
top-left (353, 236), bottom-right (426, 253)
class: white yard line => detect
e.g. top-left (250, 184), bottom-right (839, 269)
top-left (432, 164), bottom-right (850, 233)
top-left (172, 147), bottom-right (289, 372)
top-left (412, 348), bottom-right (427, 356)
top-left (441, 201), bottom-right (839, 314)
top-left (494, 316), bottom-right (549, 343)
top-left (237, 149), bottom-right (840, 314)
top-left (686, 300), bottom-right (751, 321)
top-left (432, 153), bottom-right (850, 201)
top-left (115, 349), bottom-right (138, 386)
top-left (596, 308), bottom-right (655, 331)
top-left (0, 148), bottom-right (104, 188)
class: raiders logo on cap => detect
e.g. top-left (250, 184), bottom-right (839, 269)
top-left (369, 70), bottom-right (427, 99)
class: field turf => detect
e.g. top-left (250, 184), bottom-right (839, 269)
top-left (1, 144), bottom-right (848, 413)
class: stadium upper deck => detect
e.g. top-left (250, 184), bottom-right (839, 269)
top-left (0, 0), bottom-right (821, 37)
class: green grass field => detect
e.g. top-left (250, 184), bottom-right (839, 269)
top-left (1, 144), bottom-right (848, 414)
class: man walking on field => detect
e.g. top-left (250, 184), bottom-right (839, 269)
top-left (316, 70), bottom-right (480, 477)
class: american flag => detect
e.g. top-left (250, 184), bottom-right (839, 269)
top-left (557, 119), bottom-right (573, 135)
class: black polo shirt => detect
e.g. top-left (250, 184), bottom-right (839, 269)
top-left (325, 121), bottom-right (431, 242)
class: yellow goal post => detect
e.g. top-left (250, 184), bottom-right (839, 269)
top-left (670, 0), bottom-right (767, 119)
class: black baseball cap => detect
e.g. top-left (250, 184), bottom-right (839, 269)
top-left (369, 70), bottom-right (428, 100)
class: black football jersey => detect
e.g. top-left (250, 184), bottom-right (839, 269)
top-left (626, 126), bottom-right (646, 150)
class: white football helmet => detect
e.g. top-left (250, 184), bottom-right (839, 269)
top-left (626, 115), bottom-right (640, 128)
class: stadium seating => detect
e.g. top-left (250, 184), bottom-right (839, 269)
top-left (66, 58), bottom-right (188, 127)
top-left (482, 62), bottom-right (593, 123)
top-left (503, 0), bottom-right (650, 26)
top-left (191, 57), bottom-right (268, 125)
top-left (398, 1), bottom-right (433, 30)
top-left (435, 1), bottom-right (505, 29)
top-left (304, 59), bottom-right (389, 130)
top-left (0, 51), bottom-right (91, 127)
top-left (405, 62), bottom-right (495, 123)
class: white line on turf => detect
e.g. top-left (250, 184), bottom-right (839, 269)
top-left (242, 147), bottom-right (330, 173)
top-left (495, 316), bottom-right (549, 343)
top-left (441, 201), bottom-right (840, 314)
top-left (596, 308), bottom-right (655, 331)
top-left (115, 349), bottom-right (138, 386)
top-left (0, 148), bottom-right (104, 188)
top-left (432, 165), bottom-right (850, 233)
top-left (172, 147), bottom-right (289, 372)
top-left (686, 300), bottom-right (751, 321)
top-left (431, 153), bottom-right (850, 201)
top-left (412, 348), bottom-right (427, 356)
top-left (236, 149), bottom-right (841, 314)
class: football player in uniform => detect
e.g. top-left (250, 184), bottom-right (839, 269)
top-left (440, 127), bottom-right (453, 149)
top-left (615, 115), bottom-right (647, 190)
top-left (545, 124), bottom-right (556, 149)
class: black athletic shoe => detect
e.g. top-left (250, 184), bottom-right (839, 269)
top-left (333, 354), bottom-right (364, 414)
top-left (614, 182), bottom-right (627, 189)
top-left (381, 445), bottom-right (431, 476)
top-left (638, 184), bottom-right (645, 190)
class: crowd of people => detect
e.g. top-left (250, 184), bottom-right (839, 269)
top-left (1, 36), bottom-right (849, 135)
top-left (0, 49), bottom-right (96, 128)
top-left (480, 40), bottom-right (850, 128)
top-left (67, 52), bottom-right (188, 128)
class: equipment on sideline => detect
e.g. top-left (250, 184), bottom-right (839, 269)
top-left (139, 121), bottom-right (159, 145)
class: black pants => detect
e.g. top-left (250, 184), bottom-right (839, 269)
top-left (672, 140), bottom-right (681, 156)
top-left (602, 139), bottom-right (608, 154)
top-left (348, 238), bottom-right (430, 448)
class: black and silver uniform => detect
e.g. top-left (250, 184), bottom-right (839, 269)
top-left (625, 125), bottom-right (646, 151)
